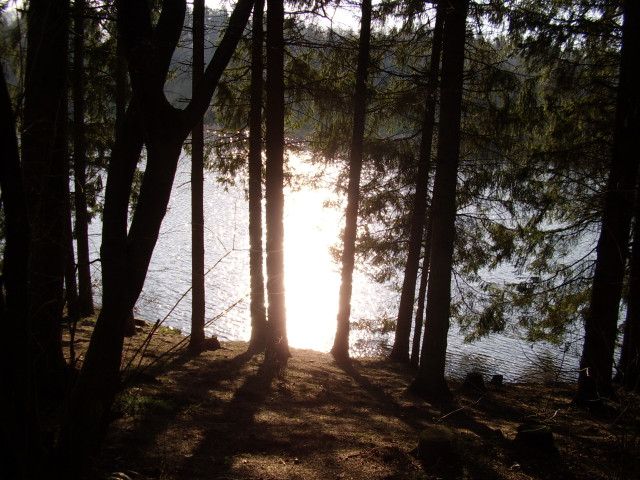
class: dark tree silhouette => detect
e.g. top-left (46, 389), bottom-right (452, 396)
top-left (411, 0), bottom-right (469, 399)
top-left (577, 0), bottom-right (640, 402)
top-left (0, 0), bottom-right (71, 476)
top-left (331, 0), bottom-right (372, 362)
top-left (0, 60), bottom-right (31, 480)
top-left (248, 0), bottom-right (268, 353)
top-left (617, 195), bottom-right (640, 392)
top-left (190, 0), bottom-right (206, 351)
top-left (264, 0), bottom-right (291, 369)
top-left (58, 0), bottom-right (254, 473)
top-left (21, 0), bottom-right (70, 402)
top-left (72, 0), bottom-right (95, 317)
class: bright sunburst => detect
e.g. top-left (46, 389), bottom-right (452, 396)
top-left (283, 159), bottom-right (343, 351)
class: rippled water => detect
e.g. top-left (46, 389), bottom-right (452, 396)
top-left (88, 153), bottom-right (586, 383)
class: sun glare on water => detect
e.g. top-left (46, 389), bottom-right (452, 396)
top-left (283, 160), bottom-right (344, 352)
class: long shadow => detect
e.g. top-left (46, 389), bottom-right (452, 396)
top-left (97, 348), bottom-right (261, 476)
top-left (176, 360), bottom-right (278, 478)
top-left (436, 386), bottom-right (577, 480)
top-left (335, 358), bottom-right (468, 478)
top-left (178, 355), bottom-right (420, 479)
top-left (334, 356), bottom-right (428, 431)
top-left (336, 358), bottom-right (578, 479)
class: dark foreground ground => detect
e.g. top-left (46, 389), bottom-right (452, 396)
top-left (68, 319), bottom-right (639, 480)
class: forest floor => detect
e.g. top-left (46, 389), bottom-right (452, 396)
top-left (67, 317), bottom-right (640, 480)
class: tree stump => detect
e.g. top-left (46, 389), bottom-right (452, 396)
top-left (463, 371), bottom-right (486, 392)
top-left (201, 335), bottom-right (221, 351)
top-left (417, 426), bottom-right (455, 463)
top-left (515, 423), bottom-right (556, 453)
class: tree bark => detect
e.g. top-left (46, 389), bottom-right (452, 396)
top-left (577, 0), bottom-right (640, 402)
top-left (73, 0), bottom-right (95, 317)
top-left (391, 0), bottom-right (444, 362)
top-left (248, 0), bottom-right (268, 354)
top-left (331, 0), bottom-right (372, 362)
top-left (264, 0), bottom-right (291, 369)
top-left (411, 0), bottom-right (469, 400)
top-left (190, 0), bottom-right (206, 351)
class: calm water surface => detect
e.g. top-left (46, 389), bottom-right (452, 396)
top-left (89, 153), bottom-right (586, 383)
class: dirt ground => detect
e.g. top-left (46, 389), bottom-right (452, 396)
top-left (67, 318), bottom-right (640, 480)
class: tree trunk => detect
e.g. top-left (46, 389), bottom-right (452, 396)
top-left (391, 0), bottom-right (444, 362)
top-left (577, 0), bottom-right (640, 402)
top-left (411, 0), bottom-right (469, 400)
top-left (73, 0), bottom-right (95, 317)
top-left (248, 0), bottom-right (268, 354)
top-left (0, 66), bottom-right (32, 480)
top-left (58, 104), bottom-right (145, 477)
top-left (190, 0), bottom-right (206, 351)
top-left (617, 194), bottom-right (640, 392)
top-left (264, 0), bottom-right (291, 369)
top-left (116, 18), bottom-right (136, 340)
top-left (116, 31), bottom-right (128, 131)
top-left (64, 76), bottom-right (80, 328)
top-left (331, 0), bottom-right (372, 362)
top-left (411, 219), bottom-right (433, 369)
top-left (21, 0), bottom-right (70, 411)
top-left (64, 162), bottom-right (81, 328)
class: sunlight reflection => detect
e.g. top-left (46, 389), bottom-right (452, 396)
top-left (283, 158), bottom-right (343, 351)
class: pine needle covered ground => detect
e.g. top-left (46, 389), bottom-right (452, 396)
top-left (66, 318), bottom-right (639, 480)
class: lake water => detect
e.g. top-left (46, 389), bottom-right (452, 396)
top-left (88, 153), bottom-right (586, 383)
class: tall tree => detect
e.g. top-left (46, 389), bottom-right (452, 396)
top-left (0, 61), bottom-right (31, 480)
top-left (72, 0), bottom-right (94, 317)
top-left (21, 0), bottom-right (70, 407)
top-left (617, 197), bottom-right (640, 392)
top-left (411, 0), bottom-right (469, 399)
top-left (190, 0), bottom-right (206, 351)
top-left (58, 0), bottom-right (254, 472)
top-left (331, 0), bottom-right (372, 362)
top-left (577, 0), bottom-right (640, 403)
top-left (264, 0), bottom-right (290, 369)
top-left (391, 0), bottom-right (444, 362)
top-left (0, 0), bottom-right (71, 475)
top-left (248, 0), bottom-right (268, 353)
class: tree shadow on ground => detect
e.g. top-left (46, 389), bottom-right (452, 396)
top-left (92, 340), bottom-right (640, 480)
top-left (176, 360), bottom-right (277, 478)
top-left (336, 357), bottom-right (469, 479)
top-left (97, 345), bottom-right (261, 478)
top-left (440, 382), bottom-right (579, 480)
top-left (334, 356), bottom-right (426, 431)
top-left (337, 357), bottom-right (581, 480)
